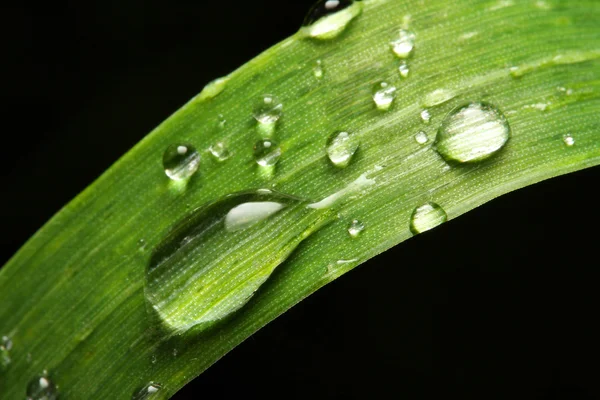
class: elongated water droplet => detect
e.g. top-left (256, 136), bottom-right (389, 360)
top-left (390, 29), bottom-right (416, 58)
top-left (253, 95), bottom-right (283, 125)
top-left (163, 144), bottom-right (200, 181)
top-left (420, 109), bottom-right (431, 124)
top-left (348, 219), bottom-right (365, 238)
top-left (327, 131), bottom-right (359, 168)
top-left (410, 202), bottom-right (448, 234)
top-left (209, 142), bottom-right (231, 161)
top-left (435, 102), bottom-right (511, 163)
top-left (196, 76), bottom-right (229, 102)
top-left (0, 336), bottom-right (11, 370)
top-left (26, 373), bottom-right (58, 400)
top-left (132, 382), bottom-right (162, 400)
top-left (313, 60), bottom-right (324, 79)
top-left (254, 139), bottom-right (281, 167)
top-left (398, 61), bottom-right (410, 78)
top-left (145, 190), bottom-right (332, 331)
top-left (372, 81), bottom-right (397, 111)
top-left (415, 131), bottom-right (429, 145)
top-left (563, 134), bottom-right (575, 146)
top-left (300, 0), bottom-right (363, 40)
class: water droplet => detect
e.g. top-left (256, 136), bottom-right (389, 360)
top-left (146, 190), bottom-right (332, 331)
top-left (132, 382), bottom-right (162, 400)
top-left (300, 0), bottom-right (363, 40)
top-left (252, 95), bottom-right (283, 125)
top-left (372, 81), bottom-right (397, 111)
top-left (138, 239), bottom-right (147, 250)
top-left (390, 29), bottom-right (416, 59)
top-left (327, 131), bottom-right (359, 168)
top-left (26, 373), bottom-right (58, 400)
top-left (313, 60), bottom-right (324, 79)
top-left (209, 142), bottom-right (231, 161)
top-left (434, 102), bottom-right (510, 163)
top-left (415, 131), bottom-right (429, 145)
top-left (563, 134), bottom-right (575, 146)
top-left (196, 76), bottom-right (229, 102)
top-left (254, 139), bottom-right (281, 167)
top-left (0, 336), bottom-right (11, 370)
top-left (162, 144), bottom-right (200, 181)
top-left (218, 114), bottom-right (227, 129)
top-left (410, 202), bottom-right (448, 234)
top-left (398, 61), bottom-right (410, 78)
top-left (420, 109), bottom-right (431, 124)
top-left (347, 219), bottom-right (365, 238)
top-left (423, 89), bottom-right (456, 107)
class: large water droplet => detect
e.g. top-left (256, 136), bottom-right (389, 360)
top-left (347, 219), bottom-right (365, 238)
top-left (563, 134), bottom-right (575, 147)
top-left (132, 382), bottom-right (162, 400)
top-left (254, 139), bottom-right (281, 167)
top-left (209, 142), bottom-right (231, 161)
top-left (145, 190), bottom-right (332, 332)
top-left (26, 373), bottom-right (58, 400)
top-left (252, 95), bottom-right (283, 125)
top-left (163, 144), bottom-right (200, 181)
top-left (410, 202), bottom-right (448, 234)
top-left (372, 81), bottom-right (397, 111)
top-left (435, 102), bottom-right (511, 163)
top-left (300, 0), bottom-right (363, 40)
top-left (327, 131), bottom-right (359, 168)
top-left (0, 336), bottom-right (11, 370)
top-left (390, 29), bottom-right (416, 58)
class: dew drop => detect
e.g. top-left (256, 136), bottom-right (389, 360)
top-left (372, 81), bottom-right (397, 111)
top-left (0, 336), bottom-right (12, 370)
top-left (313, 60), bottom-right (324, 79)
top-left (563, 134), bottom-right (575, 147)
top-left (254, 139), bottom-right (281, 167)
top-left (347, 219), bottom-right (365, 238)
top-left (390, 29), bottom-right (416, 59)
top-left (26, 373), bottom-right (58, 400)
top-left (301, 0), bottom-right (363, 40)
top-left (163, 144), bottom-right (200, 181)
top-left (327, 131), bottom-right (359, 168)
top-left (196, 76), bottom-right (229, 102)
top-left (410, 202), bottom-right (448, 234)
top-left (435, 102), bottom-right (510, 163)
top-left (415, 131), bottom-right (429, 145)
top-left (253, 95), bottom-right (283, 125)
top-left (132, 382), bottom-right (162, 400)
top-left (138, 239), bottom-right (147, 251)
top-left (420, 109), bottom-right (432, 124)
top-left (398, 61), bottom-right (410, 78)
top-left (209, 142), bottom-right (231, 161)
top-left (145, 190), bottom-right (332, 332)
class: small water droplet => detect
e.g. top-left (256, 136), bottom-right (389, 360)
top-left (420, 109), bottom-right (431, 124)
top-left (26, 373), bottom-right (58, 400)
top-left (423, 89), bottom-right (456, 107)
top-left (253, 95), bottom-right (283, 125)
top-left (151, 354), bottom-right (157, 364)
top-left (209, 142), bottom-right (231, 161)
top-left (163, 144), bottom-right (200, 181)
top-left (410, 202), bottom-right (448, 234)
top-left (327, 131), bottom-right (359, 168)
top-left (196, 76), bottom-right (229, 102)
top-left (138, 239), bottom-right (147, 250)
top-left (301, 0), bottom-right (363, 40)
top-left (0, 336), bottom-right (12, 370)
top-left (347, 219), bottom-right (365, 238)
top-left (313, 60), bottom-right (324, 79)
top-left (132, 382), bottom-right (162, 400)
top-left (398, 61), bottom-right (410, 78)
top-left (372, 81), bottom-right (397, 111)
top-left (218, 114), bottom-right (227, 129)
top-left (415, 131), bottom-right (429, 145)
top-left (563, 134), bottom-right (575, 146)
top-left (390, 29), bottom-right (416, 59)
top-left (254, 139), bottom-right (282, 167)
top-left (434, 102), bottom-right (510, 163)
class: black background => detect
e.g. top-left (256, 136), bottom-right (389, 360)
top-left (2, 1), bottom-right (599, 399)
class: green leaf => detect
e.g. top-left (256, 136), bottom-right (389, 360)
top-left (1, 0), bottom-right (599, 398)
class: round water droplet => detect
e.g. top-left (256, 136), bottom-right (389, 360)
top-left (254, 139), bottom-right (281, 167)
top-left (209, 142), bottom-right (231, 161)
top-left (162, 144), bottom-right (200, 181)
top-left (398, 61), bottom-right (410, 78)
top-left (420, 109), bottom-right (431, 124)
top-left (390, 29), bottom-right (416, 59)
top-left (132, 382), bottom-right (162, 400)
top-left (253, 95), bottom-right (283, 125)
top-left (435, 102), bottom-right (511, 163)
top-left (348, 219), bottom-right (365, 238)
top-left (563, 134), bottom-right (575, 146)
top-left (313, 60), bottom-right (324, 79)
top-left (415, 131), bottom-right (429, 145)
top-left (301, 0), bottom-right (363, 40)
top-left (26, 373), bottom-right (58, 400)
top-left (327, 131), bottom-right (359, 168)
top-left (410, 202), bottom-right (448, 234)
top-left (372, 81), bottom-right (397, 111)
top-left (0, 336), bottom-right (11, 370)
